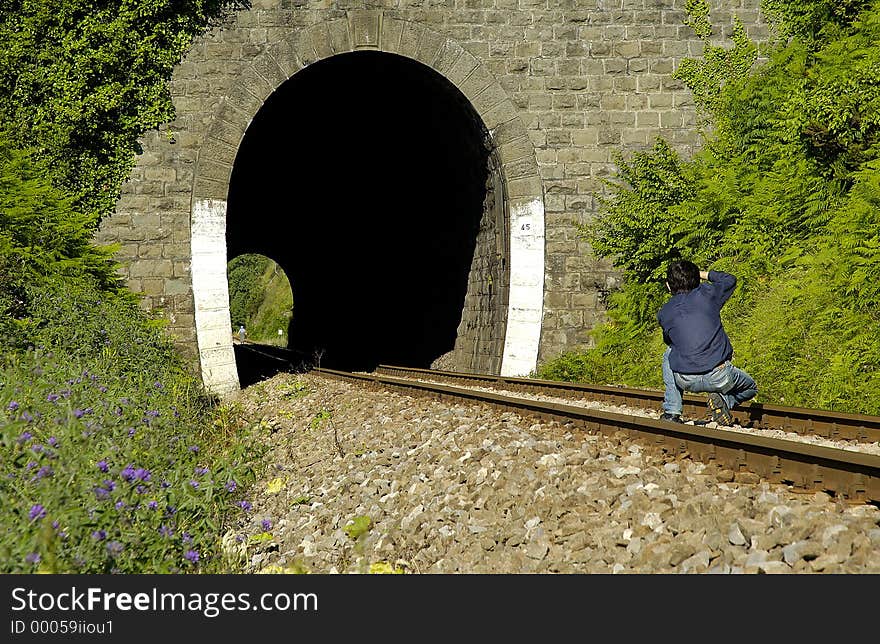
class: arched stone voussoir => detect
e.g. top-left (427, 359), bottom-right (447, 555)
top-left (268, 38), bottom-right (305, 79)
top-left (470, 80), bottom-right (510, 120)
top-left (379, 16), bottom-right (405, 54)
top-left (291, 33), bottom-right (320, 68)
top-left (438, 47), bottom-right (479, 88)
top-left (250, 52), bottom-right (289, 94)
top-left (199, 134), bottom-right (239, 176)
top-left (457, 63), bottom-right (496, 106)
top-left (307, 22), bottom-right (334, 60)
top-left (237, 65), bottom-right (276, 106)
top-left (490, 114), bottom-right (528, 146)
top-left (327, 18), bottom-right (353, 54)
top-left (397, 20), bottom-right (427, 60)
top-left (206, 107), bottom-right (248, 148)
top-left (413, 27), bottom-right (447, 68)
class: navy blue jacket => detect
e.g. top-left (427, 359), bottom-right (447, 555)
top-left (657, 270), bottom-right (736, 374)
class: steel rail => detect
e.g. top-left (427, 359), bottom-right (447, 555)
top-left (374, 365), bottom-right (880, 444)
top-left (313, 367), bottom-right (880, 504)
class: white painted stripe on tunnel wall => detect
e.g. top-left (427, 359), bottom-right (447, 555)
top-left (192, 198), bottom-right (240, 396)
top-left (501, 197), bottom-right (545, 377)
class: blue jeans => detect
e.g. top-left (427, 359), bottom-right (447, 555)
top-left (662, 347), bottom-right (757, 416)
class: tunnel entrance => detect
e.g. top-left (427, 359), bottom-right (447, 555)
top-left (226, 51), bottom-right (499, 373)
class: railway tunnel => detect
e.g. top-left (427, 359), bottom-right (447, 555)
top-left (225, 51), bottom-right (507, 375)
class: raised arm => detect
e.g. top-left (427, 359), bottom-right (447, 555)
top-left (704, 269), bottom-right (737, 305)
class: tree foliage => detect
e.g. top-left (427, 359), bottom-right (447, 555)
top-left (0, 0), bottom-right (249, 221)
top-left (540, 0), bottom-right (880, 414)
top-left (227, 254), bottom-right (293, 344)
top-left (0, 131), bottom-right (125, 346)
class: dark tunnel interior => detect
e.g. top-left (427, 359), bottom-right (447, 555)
top-left (226, 51), bottom-right (490, 376)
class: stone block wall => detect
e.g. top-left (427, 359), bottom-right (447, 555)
top-left (96, 0), bottom-right (768, 389)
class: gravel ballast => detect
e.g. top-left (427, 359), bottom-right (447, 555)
top-left (228, 372), bottom-right (880, 574)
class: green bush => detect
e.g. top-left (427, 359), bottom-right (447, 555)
top-left (540, 0), bottom-right (880, 415)
top-left (228, 254), bottom-right (293, 344)
top-left (0, 279), bottom-right (266, 573)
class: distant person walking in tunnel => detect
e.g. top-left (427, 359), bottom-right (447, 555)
top-left (238, 325), bottom-right (247, 343)
top-left (658, 260), bottom-right (757, 425)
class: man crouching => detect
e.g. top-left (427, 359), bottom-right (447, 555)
top-left (657, 260), bottom-right (757, 424)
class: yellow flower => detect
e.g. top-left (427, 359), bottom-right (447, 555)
top-left (266, 477), bottom-right (285, 494)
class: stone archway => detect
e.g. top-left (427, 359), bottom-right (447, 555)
top-left (190, 12), bottom-right (545, 395)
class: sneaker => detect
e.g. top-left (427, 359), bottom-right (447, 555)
top-left (659, 412), bottom-right (683, 424)
top-left (707, 393), bottom-right (733, 425)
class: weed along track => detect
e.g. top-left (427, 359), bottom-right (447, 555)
top-left (315, 367), bottom-right (880, 504)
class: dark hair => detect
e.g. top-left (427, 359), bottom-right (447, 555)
top-left (666, 260), bottom-right (700, 294)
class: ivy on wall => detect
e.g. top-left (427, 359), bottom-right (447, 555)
top-left (0, 1), bottom-right (249, 222)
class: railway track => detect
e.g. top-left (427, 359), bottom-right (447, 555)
top-left (374, 365), bottom-right (880, 445)
top-left (312, 365), bottom-right (880, 504)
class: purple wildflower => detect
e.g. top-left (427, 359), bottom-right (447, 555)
top-left (159, 525), bottom-right (173, 538)
top-left (115, 501), bottom-right (125, 510)
top-left (261, 519), bottom-right (272, 531)
top-left (235, 535), bottom-right (244, 543)
top-left (35, 466), bottom-right (53, 480)
top-left (183, 532), bottom-right (192, 544)
top-left (160, 481), bottom-right (171, 489)
top-left (145, 410), bottom-right (159, 418)
top-left (148, 501), bottom-right (158, 510)
top-left (52, 520), bottom-right (59, 530)
top-left (238, 500), bottom-right (252, 511)
top-left (133, 468), bottom-right (151, 482)
top-left (25, 461), bottom-right (36, 470)
top-left (120, 465), bottom-right (135, 482)
top-left (47, 437), bottom-right (58, 447)
top-left (225, 480), bottom-right (237, 493)
top-left (73, 409), bottom-right (85, 418)
top-left (189, 480), bottom-right (199, 489)
top-left (94, 487), bottom-right (110, 500)
top-left (91, 530), bottom-right (107, 541)
top-left (188, 445), bottom-right (199, 453)
top-left (128, 428), bottom-right (136, 437)
top-left (17, 431), bottom-right (33, 444)
top-left (97, 460), bottom-right (109, 473)
top-left (25, 552), bottom-right (40, 564)
top-left (98, 386), bottom-right (108, 393)
top-left (184, 550), bottom-right (199, 563)
top-left (28, 504), bottom-right (46, 521)
top-left (22, 411), bottom-right (33, 422)
top-left (136, 485), bottom-right (147, 494)
top-left (106, 542), bottom-right (124, 558)
top-left (46, 393), bottom-right (59, 402)
top-left (194, 467), bottom-right (208, 476)
top-left (103, 480), bottom-right (116, 492)
top-left (7, 401), bottom-right (19, 411)
top-left (31, 444), bottom-right (43, 454)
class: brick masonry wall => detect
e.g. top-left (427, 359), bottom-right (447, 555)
top-left (96, 0), bottom-right (768, 383)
